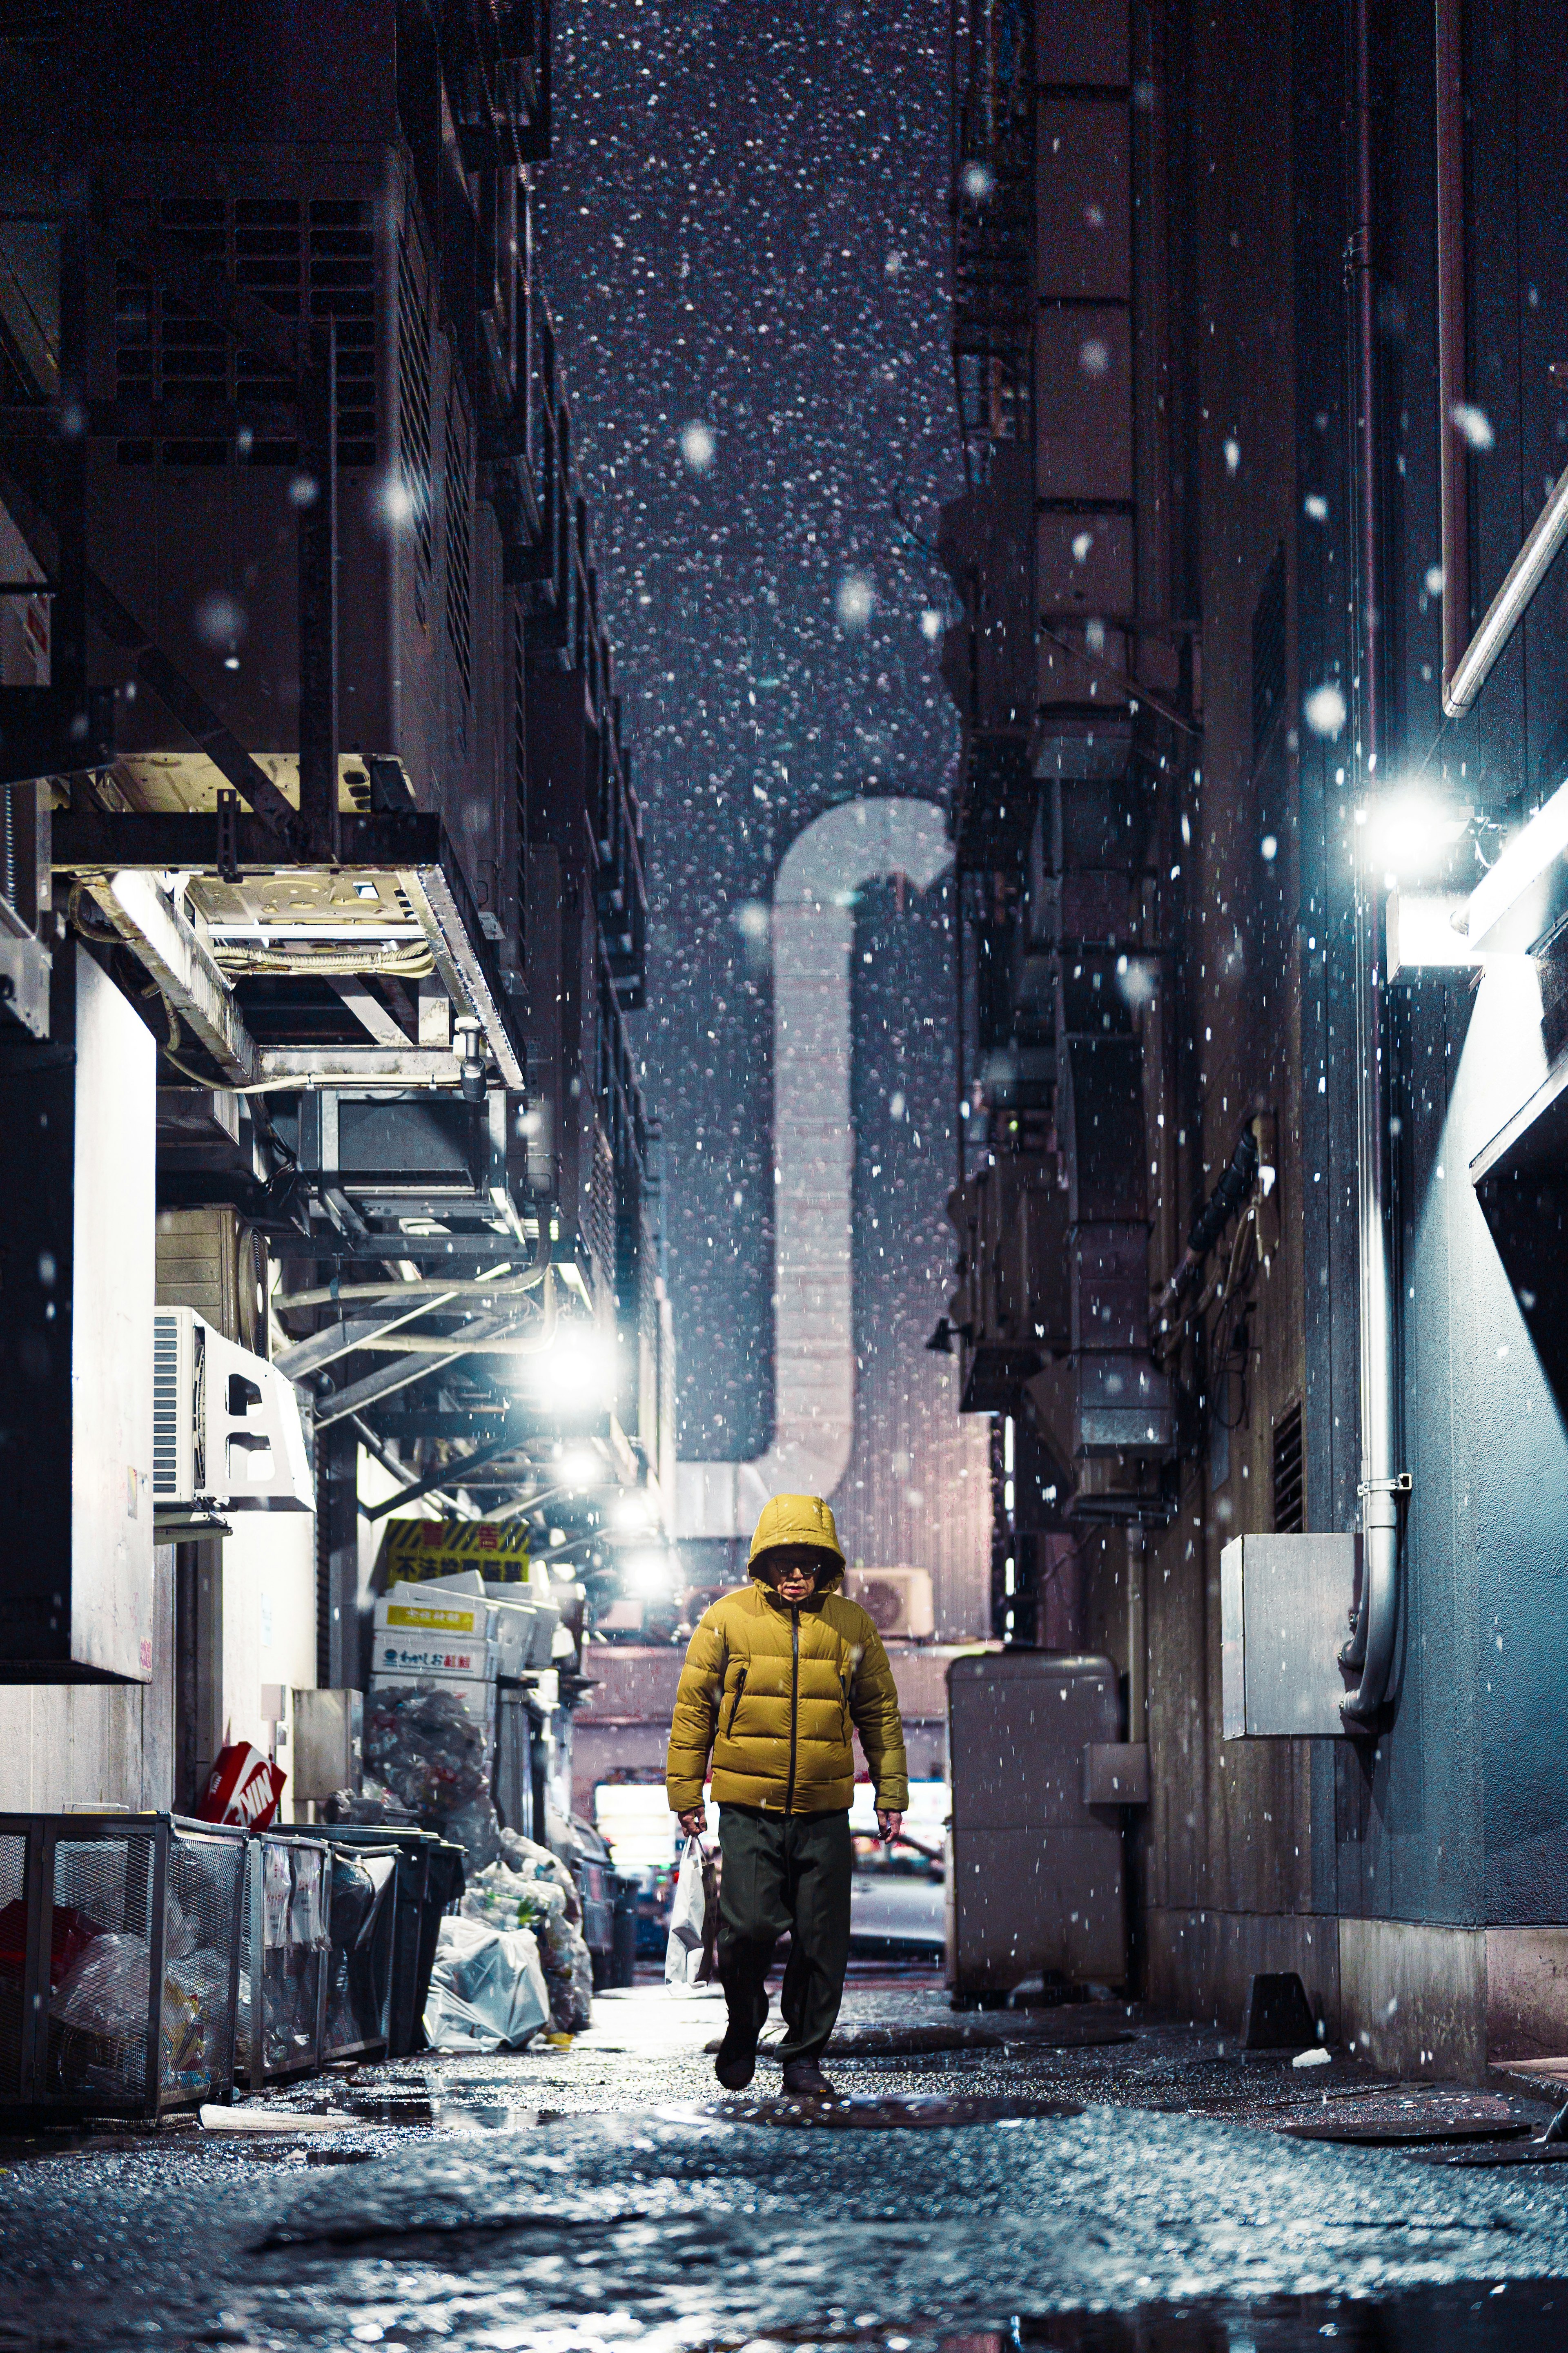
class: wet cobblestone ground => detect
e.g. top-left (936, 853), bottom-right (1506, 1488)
top-left (4, 1973), bottom-right (1568, 2351)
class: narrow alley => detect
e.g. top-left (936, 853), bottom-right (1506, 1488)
top-left (3, 0), bottom-right (1568, 2345)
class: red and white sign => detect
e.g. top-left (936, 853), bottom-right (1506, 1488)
top-left (195, 1741), bottom-right (287, 1830)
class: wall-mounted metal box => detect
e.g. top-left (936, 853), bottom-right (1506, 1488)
top-left (290, 1690), bottom-right (363, 1806)
top-left (1221, 1534), bottom-right (1359, 1738)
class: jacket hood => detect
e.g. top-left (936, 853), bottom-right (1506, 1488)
top-left (747, 1492), bottom-right (846, 1573)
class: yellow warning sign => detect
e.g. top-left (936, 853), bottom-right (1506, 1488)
top-left (380, 1517), bottom-right (532, 1581)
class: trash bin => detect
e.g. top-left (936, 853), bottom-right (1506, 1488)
top-left (412, 1838), bottom-right (466, 2052)
top-left (606, 1872), bottom-right (638, 1989)
top-left (305, 1825), bottom-right (443, 2059)
top-left (236, 1831), bottom-right (330, 2088)
top-left (319, 1840), bottom-right (398, 2062)
top-left (0, 1811), bottom-right (245, 2120)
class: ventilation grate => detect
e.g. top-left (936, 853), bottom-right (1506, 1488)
top-left (444, 388), bottom-right (473, 705)
top-left (396, 231), bottom-right (433, 571)
top-left (152, 1312), bottom-right (179, 1498)
top-left (114, 194), bottom-right (376, 468)
top-left (1251, 542), bottom-right (1286, 763)
top-left (1272, 1399), bottom-right (1304, 1534)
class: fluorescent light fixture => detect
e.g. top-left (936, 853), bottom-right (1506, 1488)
top-left (1385, 892), bottom-right (1482, 979)
top-left (1463, 775), bottom-right (1568, 950)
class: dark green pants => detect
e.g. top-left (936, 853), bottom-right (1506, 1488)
top-left (717, 1804), bottom-right (852, 2065)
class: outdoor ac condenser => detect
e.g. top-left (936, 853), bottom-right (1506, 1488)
top-left (842, 1567), bottom-right (936, 1641)
top-left (152, 1308), bottom-right (312, 1512)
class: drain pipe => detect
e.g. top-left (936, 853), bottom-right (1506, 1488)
top-left (1339, 0), bottom-right (1404, 1724)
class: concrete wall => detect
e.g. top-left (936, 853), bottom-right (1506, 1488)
top-left (0, 1545), bottom-right (175, 1811)
top-left (1074, 0), bottom-right (1568, 2079)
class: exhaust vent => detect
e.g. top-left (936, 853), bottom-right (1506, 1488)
top-left (1272, 1400), bottom-right (1304, 1533)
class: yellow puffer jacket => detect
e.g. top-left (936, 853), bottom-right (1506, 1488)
top-left (666, 1575), bottom-right (910, 1816)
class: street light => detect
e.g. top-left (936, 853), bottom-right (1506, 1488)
top-left (624, 1548), bottom-right (676, 1596)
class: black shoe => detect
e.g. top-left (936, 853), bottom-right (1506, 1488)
top-left (781, 2058), bottom-right (836, 2100)
top-left (715, 1985), bottom-right (766, 2091)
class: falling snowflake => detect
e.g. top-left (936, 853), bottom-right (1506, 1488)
top-left (1303, 682), bottom-right (1348, 738)
top-left (1450, 402), bottom-right (1494, 451)
top-left (836, 573), bottom-right (875, 629)
top-left (679, 420), bottom-right (715, 472)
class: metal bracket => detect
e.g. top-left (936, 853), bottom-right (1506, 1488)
top-left (1356, 1472), bottom-right (1412, 1498)
top-left (216, 789), bottom-right (239, 884)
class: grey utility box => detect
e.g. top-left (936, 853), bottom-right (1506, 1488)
top-left (1221, 1534), bottom-right (1359, 1738)
top-left (290, 1690), bottom-right (363, 1805)
top-left (947, 1650), bottom-right (1127, 1996)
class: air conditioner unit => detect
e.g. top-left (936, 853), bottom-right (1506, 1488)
top-left (152, 1308), bottom-right (312, 1512)
top-left (842, 1566), bottom-right (935, 1641)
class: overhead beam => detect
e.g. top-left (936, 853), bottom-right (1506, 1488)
top-left (85, 869), bottom-right (258, 1085)
top-left (311, 1308), bottom-right (522, 1427)
top-left (253, 1045), bottom-right (462, 1088)
top-left (400, 861), bottom-right (526, 1091)
top-left (274, 1288), bottom-right (463, 1381)
top-left (361, 1428), bottom-right (532, 1521)
top-left (52, 810), bottom-right (441, 871)
top-left (328, 976), bottom-right (414, 1046)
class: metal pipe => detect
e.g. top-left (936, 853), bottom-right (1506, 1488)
top-left (275, 1255), bottom-right (549, 1312)
top-left (1435, 0), bottom-right (1469, 705)
top-left (1341, 0), bottom-right (1401, 1724)
top-left (1443, 464), bottom-right (1568, 717)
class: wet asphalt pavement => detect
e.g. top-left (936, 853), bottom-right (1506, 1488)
top-left (4, 1974), bottom-right (1568, 2351)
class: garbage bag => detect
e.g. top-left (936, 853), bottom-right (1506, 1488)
top-left (664, 1837), bottom-right (708, 1988)
top-left (51, 1931), bottom-right (151, 2040)
top-left (461, 1860), bottom-right (558, 1936)
top-left (496, 1828), bottom-right (581, 1921)
top-left (421, 1915), bottom-right (548, 2052)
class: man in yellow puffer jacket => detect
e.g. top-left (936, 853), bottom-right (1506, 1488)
top-left (666, 1492), bottom-right (908, 2099)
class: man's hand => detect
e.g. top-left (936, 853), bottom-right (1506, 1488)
top-left (677, 1807), bottom-right (707, 1840)
top-left (876, 1809), bottom-right (904, 1844)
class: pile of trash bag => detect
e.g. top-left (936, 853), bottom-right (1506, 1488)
top-left (459, 1830), bottom-right (593, 2032)
top-left (421, 1914), bottom-right (549, 2052)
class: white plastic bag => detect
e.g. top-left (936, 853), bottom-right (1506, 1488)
top-left (663, 1836), bottom-right (709, 1988)
top-left (421, 1915), bottom-right (549, 2050)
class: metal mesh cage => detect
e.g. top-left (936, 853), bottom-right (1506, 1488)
top-left (237, 1833), bottom-right (329, 2086)
top-left (0, 1814), bottom-right (244, 2119)
top-left (48, 1831), bottom-right (158, 2103)
top-left (160, 1822), bottom-right (244, 2104)
top-left (0, 1832), bottom-right (30, 2101)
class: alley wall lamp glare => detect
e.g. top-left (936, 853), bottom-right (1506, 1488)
top-left (1444, 461), bottom-right (1568, 718)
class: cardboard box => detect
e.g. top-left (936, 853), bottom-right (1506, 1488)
top-left (370, 1628), bottom-right (496, 1679)
top-left (375, 1591), bottom-right (488, 1642)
